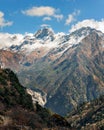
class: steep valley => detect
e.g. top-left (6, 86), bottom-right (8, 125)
top-left (0, 67), bottom-right (72, 130)
top-left (0, 27), bottom-right (104, 115)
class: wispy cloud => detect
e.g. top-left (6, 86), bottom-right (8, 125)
top-left (0, 11), bottom-right (13, 28)
top-left (65, 10), bottom-right (80, 25)
top-left (22, 6), bottom-right (63, 22)
top-left (70, 19), bottom-right (104, 33)
top-left (43, 17), bottom-right (51, 21)
top-left (40, 24), bottom-right (51, 28)
top-left (54, 14), bottom-right (63, 21)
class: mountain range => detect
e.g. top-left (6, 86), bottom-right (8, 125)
top-left (0, 27), bottom-right (104, 115)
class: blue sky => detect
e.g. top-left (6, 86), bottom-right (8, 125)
top-left (0, 0), bottom-right (104, 34)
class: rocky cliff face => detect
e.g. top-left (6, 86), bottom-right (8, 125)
top-left (26, 88), bottom-right (47, 106)
top-left (0, 27), bottom-right (104, 115)
top-left (45, 31), bottom-right (104, 115)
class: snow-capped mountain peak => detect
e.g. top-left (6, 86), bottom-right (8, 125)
top-left (34, 27), bottom-right (55, 41)
top-left (0, 27), bottom-right (103, 54)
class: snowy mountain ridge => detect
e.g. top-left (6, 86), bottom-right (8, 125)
top-left (0, 27), bottom-right (104, 55)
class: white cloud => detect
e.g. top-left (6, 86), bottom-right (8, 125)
top-left (22, 6), bottom-right (55, 17)
top-left (40, 24), bottom-right (51, 28)
top-left (65, 15), bottom-right (75, 25)
top-left (0, 11), bottom-right (13, 28)
top-left (65, 10), bottom-right (80, 25)
top-left (0, 33), bottom-right (23, 49)
top-left (54, 14), bottom-right (63, 21)
top-left (70, 19), bottom-right (104, 33)
top-left (43, 17), bottom-right (51, 21)
top-left (22, 6), bottom-right (63, 21)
